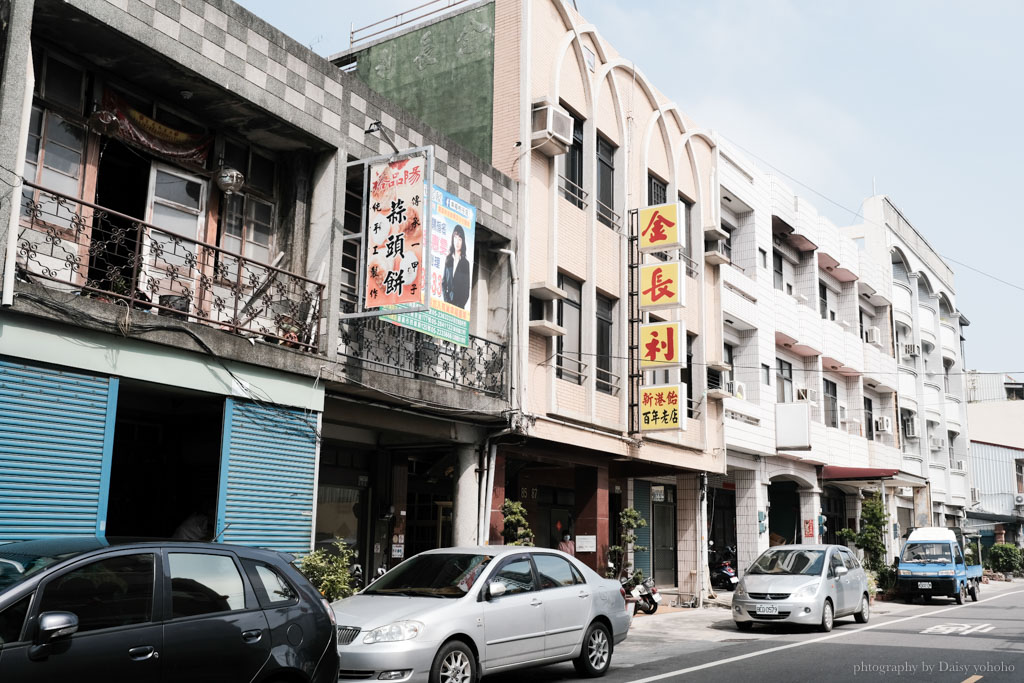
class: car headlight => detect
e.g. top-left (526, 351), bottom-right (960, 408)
top-left (734, 582), bottom-right (746, 597)
top-left (791, 582), bottom-right (819, 599)
top-left (899, 569), bottom-right (912, 576)
top-left (936, 570), bottom-right (955, 576)
top-left (363, 621), bottom-right (424, 644)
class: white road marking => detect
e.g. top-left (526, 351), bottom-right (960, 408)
top-left (627, 590), bottom-right (1024, 683)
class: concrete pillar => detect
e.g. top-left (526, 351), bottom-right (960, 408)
top-left (488, 451), bottom-right (506, 544)
top-left (574, 465), bottom-right (609, 574)
top-left (913, 483), bottom-right (931, 528)
top-left (676, 473), bottom-right (701, 600)
top-left (799, 488), bottom-right (822, 544)
top-left (734, 469), bottom-right (769, 578)
top-left (452, 445), bottom-right (479, 546)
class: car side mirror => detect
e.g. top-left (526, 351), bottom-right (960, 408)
top-left (487, 581), bottom-right (507, 600)
top-left (834, 566), bottom-right (848, 577)
top-left (37, 611), bottom-right (78, 644)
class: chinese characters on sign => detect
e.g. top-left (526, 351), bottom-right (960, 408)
top-left (364, 155), bottom-right (427, 309)
top-left (640, 384), bottom-right (685, 431)
top-left (640, 322), bottom-right (684, 369)
top-left (639, 261), bottom-right (684, 310)
top-left (803, 519), bottom-right (815, 538)
top-left (638, 202), bottom-right (683, 252)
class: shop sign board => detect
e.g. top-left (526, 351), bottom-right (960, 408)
top-left (640, 321), bottom-right (684, 370)
top-left (639, 261), bottom-right (684, 310)
top-left (639, 384), bottom-right (686, 431)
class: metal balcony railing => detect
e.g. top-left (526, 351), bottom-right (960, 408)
top-left (596, 199), bottom-right (622, 231)
top-left (557, 175), bottom-right (588, 209)
top-left (337, 315), bottom-right (507, 397)
top-left (16, 182), bottom-right (324, 351)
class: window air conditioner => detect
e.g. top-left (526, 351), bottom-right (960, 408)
top-left (902, 343), bottom-right (921, 359)
top-left (531, 104), bottom-right (572, 156)
top-left (727, 380), bottom-right (746, 401)
top-left (970, 487), bottom-right (980, 503)
top-left (902, 416), bottom-right (919, 439)
top-left (865, 326), bottom-right (881, 345)
top-left (874, 415), bottom-right (892, 433)
top-left (929, 437), bottom-right (946, 450)
top-left (954, 460), bottom-right (967, 471)
top-left (1015, 493), bottom-right (1024, 507)
top-left (796, 387), bottom-right (818, 403)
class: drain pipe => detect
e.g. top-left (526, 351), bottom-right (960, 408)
top-left (477, 428), bottom-right (513, 544)
top-left (2, 56), bottom-right (34, 308)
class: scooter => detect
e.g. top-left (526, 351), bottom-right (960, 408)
top-left (710, 545), bottom-right (739, 591)
top-left (633, 576), bottom-right (661, 614)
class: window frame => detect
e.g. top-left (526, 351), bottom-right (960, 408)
top-left (647, 174), bottom-right (667, 206)
top-left (596, 134), bottom-right (616, 228)
top-left (164, 550), bottom-right (255, 620)
top-left (776, 359), bottom-right (794, 403)
top-left (823, 378), bottom-right (839, 428)
top-left (531, 553), bottom-right (582, 590)
top-left (556, 274), bottom-right (584, 385)
top-left (562, 111), bottom-right (585, 208)
top-left (595, 293), bottom-right (616, 395)
top-left (488, 554), bottom-right (537, 597)
top-left (864, 397), bottom-right (875, 440)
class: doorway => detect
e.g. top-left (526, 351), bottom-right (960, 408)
top-left (90, 139), bottom-right (149, 293)
top-left (104, 381), bottom-right (223, 538)
top-left (652, 485), bottom-right (677, 587)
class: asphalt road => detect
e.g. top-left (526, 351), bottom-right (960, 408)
top-left (488, 579), bottom-right (1024, 683)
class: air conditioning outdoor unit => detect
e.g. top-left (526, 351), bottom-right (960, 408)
top-left (874, 415), bottom-right (892, 433)
top-left (902, 416), bottom-right (919, 439)
top-left (865, 326), bottom-right (881, 345)
top-left (726, 381), bottom-right (746, 401)
top-left (796, 387), bottom-right (818, 403)
top-left (530, 103), bottom-right (572, 156)
top-left (902, 343), bottom-right (921, 359)
top-left (704, 239), bottom-right (730, 265)
top-left (930, 437), bottom-right (947, 451)
top-left (970, 487), bottom-right (980, 503)
top-left (897, 487), bottom-right (914, 497)
top-left (954, 460), bottom-right (967, 471)
top-left (1015, 493), bottom-right (1024, 507)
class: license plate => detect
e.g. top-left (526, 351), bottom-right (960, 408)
top-left (730, 576), bottom-right (739, 583)
top-left (652, 592), bottom-right (663, 603)
top-left (918, 582), bottom-right (932, 589)
top-left (755, 605), bottom-right (779, 615)
top-left (631, 588), bottom-right (641, 598)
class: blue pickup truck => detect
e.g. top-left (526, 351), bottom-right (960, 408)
top-left (896, 527), bottom-right (983, 604)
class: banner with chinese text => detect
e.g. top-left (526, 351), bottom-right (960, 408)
top-left (640, 384), bottom-right (686, 431)
top-left (639, 261), bottom-right (684, 310)
top-left (364, 155), bottom-right (428, 309)
top-left (383, 186), bottom-right (475, 346)
top-left (640, 321), bottom-right (684, 369)
top-left (639, 202), bottom-right (683, 253)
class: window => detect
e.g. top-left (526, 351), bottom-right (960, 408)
top-left (679, 334), bottom-right (695, 418)
top-left (840, 549), bottom-right (860, 570)
top-left (762, 363), bottom-right (771, 385)
top-left (493, 557), bottom-right (535, 596)
top-left (596, 294), bottom-right (615, 394)
top-left (533, 554), bottom-right (580, 589)
top-left (39, 554), bottom-right (154, 633)
top-left (776, 359), bottom-right (793, 403)
top-left (828, 551), bottom-right (844, 577)
top-left (680, 197), bottom-right (693, 260)
top-left (859, 309), bottom-right (866, 340)
top-left (648, 174), bottom-right (667, 206)
top-left (819, 282), bottom-right (828, 319)
top-left (823, 379), bottom-right (838, 428)
top-left (1016, 462), bottom-right (1023, 494)
top-left (34, 51), bottom-right (86, 113)
top-left (563, 112), bottom-right (584, 207)
top-left (759, 248), bottom-right (768, 269)
top-left (220, 141), bottom-right (277, 265)
top-left (864, 397), bottom-right (874, 440)
top-left (596, 135), bottom-right (616, 227)
top-left (169, 553), bottom-right (246, 618)
top-left (243, 561), bottom-right (298, 607)
top-left (21, 107), bottom-right (87, 228)
top-left (557, 275), bottom-right (583, 384)
top-left (0, 595), bottom-right (31, 645)
top-left (709, 343), bottom-right (733, 390)
top-left (721, 224), bottom-right (733, 260)
top-left (773, 252), bottom-right (784, 291)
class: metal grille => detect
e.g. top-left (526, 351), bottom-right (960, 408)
top-left (748, 593), bottom-right (791, 601)
top-left (752, 612), bottom-right (792, 620)
top-left (337, 626), bottom-right (361, 645)
top-left (337, 670), bottom-right (376, 680)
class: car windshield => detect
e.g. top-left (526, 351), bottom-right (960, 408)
top-left (363, 553), bottom-right (494, 598)
top-left (748, 548), bottom-right (826, 576)
top-left (902, 542), bottom-right (952, 563)
top-left (0, 549), bottom-right (76, 593)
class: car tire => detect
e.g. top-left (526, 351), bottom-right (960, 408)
top-left (854, 594), bottom-right (870, 624)
top-left (969, 581), bottom-right (979, 602)
top-left (736, 621), bottom-right (753, 631)
top-left (430, 640), bottom-right (476, 683)
top-left (955, 583), bottom-right (965, 605)
top-left (573, 622), bottom-right (612, 678)
top-left (818, 599), bottom-right (834, 633)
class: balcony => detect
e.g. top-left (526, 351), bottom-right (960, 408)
top-left (337, 316), bottom-right (507, 397)
top-left (17, 182), bottom-right (324, 351)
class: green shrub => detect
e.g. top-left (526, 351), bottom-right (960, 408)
top-left (836, 492), bottom-right (888, 572)
top-left (606, 507), bottom-right (648, 580)
top-left (297, 542), bottom-right (358, 601)
top-left (501, 499), bottom-right (535, 546)
top-left (988, 543), bottom-right (1022, 574)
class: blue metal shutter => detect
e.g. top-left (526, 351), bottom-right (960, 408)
top-left (633, 480), bottom-right (652, 578)
top-left (216, 399), bottom-right (318, 554)
top-left (0, 358), bottom-right (116, 541)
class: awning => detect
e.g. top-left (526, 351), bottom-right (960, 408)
top-left (821, 466), bottom-right (928, 488)
top-left (965, 510), bottom-right (1024, 524)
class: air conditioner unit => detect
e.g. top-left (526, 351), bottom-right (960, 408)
top-left (704, 239), bottom-right (730, 265)
top-left (796, 387), bottom-right (818, 403)
top-left (902, 416), bottom-right (919, 439)
top-left (970, 487), bottom-right (980, 503)
top-left (726, 381), bottom-right (746, 401)
top-left (897, 487), bottom-right (913, 497)
top-left (930, 437), bottom-right (947, 451)
top-left (954, 460), bottom-right (967, 471)
top-left (1015, 493), bottom-right (1024, 507)
top-left (902, 343), bottom-right (921, 359)
top-left (865, 326), bottom-right (881, 345)
top-left (530, 103), bottom-right (572, 156)
top-left (874, 415), bottom-right (892, 433)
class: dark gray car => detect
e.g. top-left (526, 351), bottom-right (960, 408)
top-left (0, 537), bottom-right (339, 683)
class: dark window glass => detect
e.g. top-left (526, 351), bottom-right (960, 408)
top-left (533, 554), bottom-right (578, 589)
top-left (596, 294), bottom-right (614, 394)
top-left (759, 248), bottom-right (767, 268)
top-left (248, 152), bottom-right (276, 195)
top-left (829, 551), bottom-right (844, 577)
top-left (773, 251), bottom-right (784, 291)
top-left (776, 359), bottom-right (793, 403)
top-left (493, 558), bottom-right (535, 595)
top-left (363, 553), bottom-right (492, 597)
top-left (39, 554), bottom-right (154, 633)
top-left (43, 56), bottom-right (85, 112)
top-left (823, 379), bottom-right (839, 427)
top-left (762, 363), bottom-right (771, 385)
top-left (529, 296), bottom-right (544, 321)
top-left (557, 275), bottom-right (583, 384)
top-left (564, 113), bottom-right (584, 208)
top-left (597, 136), bottom-right (616, 227)
top-left (864, 397), bottom-right (874, 439)
top-left (648, 174), bottom-right (667, 205)
top-left (680, 197), bottom-right (693, 260)
top-left (243, 561), bottom-right (298, 607)
top-left (169, 553), bottom-right (246, 618)
top-left (0, 595), bottom-right (31, 644)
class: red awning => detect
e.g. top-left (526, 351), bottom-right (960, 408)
top-left (822, 466), bottom-right (900, 481)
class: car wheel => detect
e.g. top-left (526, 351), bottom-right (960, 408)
top-left (854, 594), bottom-right (870, 624)
top-left (818, 599), bottom-right (834, 633)
top-left (969, 581), bottom-right (979, 602)
top-left (573, 622), bottom-right (612, 678)
top-left (736, 621), bottom-right (753, 631)
top-left (955, 583), bottom-right (965, 605)
top-left (430, 640), bottom-right (476, 683)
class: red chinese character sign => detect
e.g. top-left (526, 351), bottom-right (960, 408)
top-left (639, 202), bottom-right (683, 253)
top-left (640, 322), bottom-right (684, 370)
top-left (639, 384), bottom-right (686, 432)
top-left (364, 153), bottom-right (429, 309)
top-left (803, 519), bottom-right (815, 538)
top-left (639, 261), bottom-right (684, 310)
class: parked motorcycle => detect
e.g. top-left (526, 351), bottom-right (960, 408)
top-left (710, 544), bottom-right (739, 591)
top-left (621, 574), bottom-right (661, 614)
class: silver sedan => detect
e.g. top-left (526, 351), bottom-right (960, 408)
top-left (332, 546), bottom-right (630, 683)
top-left (732, 544), bottom-right (870, 632)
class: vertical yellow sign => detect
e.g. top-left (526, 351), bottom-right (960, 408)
top-left (640, 321), bottom-right (684, 369)
top-left (639, 261), bottom-right (684, 310)
top-left (638, 202), bottom-right (682, 252)
top-left (639, 384), bottom-right (686, 431)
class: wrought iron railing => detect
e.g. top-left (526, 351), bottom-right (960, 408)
top-left (337, 315), bottom-right (507, 397)
top-left (16, 181), bottom-right (325, 351)
top-left (557, 174), bottom-right (588, 209)
top-left (596, 199), bottom-right (622, 231)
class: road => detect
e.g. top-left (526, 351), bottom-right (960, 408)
top-left (488, 579), bottom-right (1024, 683)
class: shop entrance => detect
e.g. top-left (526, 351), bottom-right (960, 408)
top-left (104, 381), bottom-right (222, 538)
top-left (406, 451), bottom-right (454, 558)
top-left (768, 480), bottom-right (801, 545)
top-left (651, 485), bottom-right (677, 586)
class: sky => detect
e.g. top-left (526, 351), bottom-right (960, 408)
top-left (236, 0), bottom-right (1024, 374)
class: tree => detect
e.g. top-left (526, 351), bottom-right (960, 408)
top-left (836, 491), bottom-right (888, 572)
top-left (988, 543), bottom-right (1022, 574)
top-left (500, 499), bottom-right (535, 546)
top-left (297, 542), bottom-right (358, 601)
top-left (606, 507), bottom-right (648, 580)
